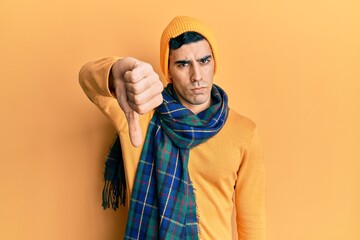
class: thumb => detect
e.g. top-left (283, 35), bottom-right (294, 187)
top-left (114, 73), bottom-right (143, 148)
top-left (125, 110), bottom-right (143, 148)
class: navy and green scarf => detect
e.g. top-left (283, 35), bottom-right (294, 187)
top-left (103, 83), bottom-right (228, 239)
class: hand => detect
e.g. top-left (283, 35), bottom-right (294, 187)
top-left (110, 57), bottom-right (164, 147)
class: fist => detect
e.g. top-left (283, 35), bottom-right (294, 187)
top-left (110, 57), bottom-right (164, 147)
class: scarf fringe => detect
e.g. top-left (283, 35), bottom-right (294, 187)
top-left (192, 185), bottom-right (201, 238)
top-left (102, 135), bottom-right (126, 210)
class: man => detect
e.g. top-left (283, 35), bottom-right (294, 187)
top-left (79, 16), bottom-right (265, 240)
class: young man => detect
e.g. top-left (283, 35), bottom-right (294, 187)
top-left (79, 16), bottom-right (265, 240)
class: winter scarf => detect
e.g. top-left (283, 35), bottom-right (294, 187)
top-left (104, 83), bottom-right (228, 239)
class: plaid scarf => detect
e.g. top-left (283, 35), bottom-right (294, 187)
top-left (124, 83), bottom-right (228, 239)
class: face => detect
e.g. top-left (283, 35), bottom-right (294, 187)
top-left (168, 39), bottom-right (215, 114)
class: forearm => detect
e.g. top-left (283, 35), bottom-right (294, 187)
top-left (78, 56), bottom-right (129, 133)
top-left (235, 127), bottom-right (266, 239)
top-left (78, 56), bottom-right (121, 102)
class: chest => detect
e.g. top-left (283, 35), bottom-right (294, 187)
top-left (188, 128), bottom-right (243, 188)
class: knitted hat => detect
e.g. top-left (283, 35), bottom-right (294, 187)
top-left (160, 16), bottom-right (218, 82)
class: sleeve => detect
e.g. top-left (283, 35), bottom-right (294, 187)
top-left (78, 56), bottom-right (128, 133)
top-left (235, 127), bottom-right (266, 240)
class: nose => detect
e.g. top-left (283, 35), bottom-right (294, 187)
top-left (191, 63), bottom-right (202, 82)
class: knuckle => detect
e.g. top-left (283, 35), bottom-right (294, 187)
top-left (132, 94), bottom-right (143, 105)
top-left (156, 95), bottom-right (164, 105)
top-left (151, 73), bottom-right (160, 82)
top-left (157, 82), bottom-right (164, 92)
top-left (136, 105), bottom-right (147, 115)
top-left (124, 72), bottom-right (134, 83)
top-left (143, 62), bottom-right (153, 71)
top-left (126, 82), bottom-right (142, 95)
top-left (152, 72), bottom-right (159, 79)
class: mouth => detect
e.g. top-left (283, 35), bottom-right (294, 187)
top-left (191, 87), bottom-right (207, 94)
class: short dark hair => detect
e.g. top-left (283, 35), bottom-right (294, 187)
top-left (169, 31), bottom-right (205, 50)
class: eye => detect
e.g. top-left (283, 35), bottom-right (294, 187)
top-left (177, 62), bottom-right (189, 68)
top-left (200, 58), bottom-right (211, 64)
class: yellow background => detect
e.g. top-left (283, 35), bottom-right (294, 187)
top-left (1, 0), bottom-right (359, 239)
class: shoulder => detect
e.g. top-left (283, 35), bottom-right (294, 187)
top-left (227, 109), bottom-right (256, 130)
top-left (221, 108), bottom-right (258, 149)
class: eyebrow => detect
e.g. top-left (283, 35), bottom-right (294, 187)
top-left (198, 55), bottom-right (212, 62)
top-left (174, 55), bottom-right (212, 64)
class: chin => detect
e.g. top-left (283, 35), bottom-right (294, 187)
top-left (191, 96), bottom-right (210, 105)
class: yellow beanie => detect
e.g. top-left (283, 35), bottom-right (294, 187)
top-left (160, 16), bottom-right (218, 82)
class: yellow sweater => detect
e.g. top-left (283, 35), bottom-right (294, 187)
top-left (79, 57), bottom-right (266, 240)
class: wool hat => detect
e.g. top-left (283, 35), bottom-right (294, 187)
top-left (160, 16), bottom-right (218, 82)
